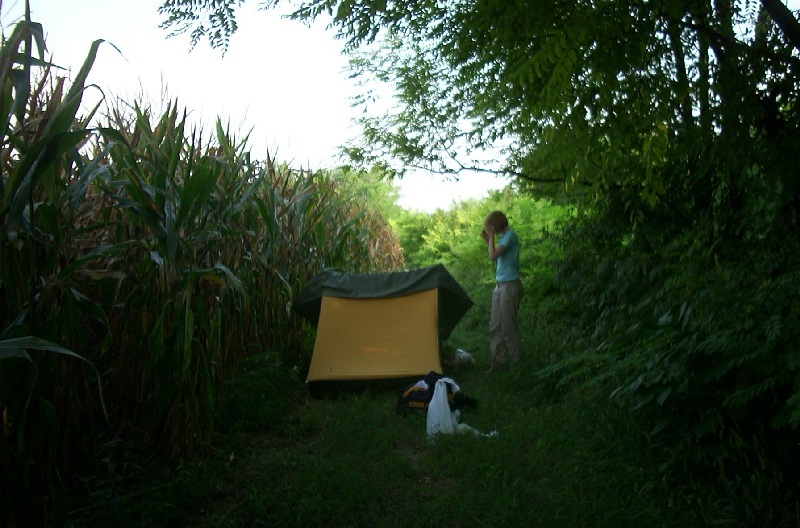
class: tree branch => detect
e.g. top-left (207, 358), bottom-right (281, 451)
top-left (403, 159), bottom-right (570, 186)
top-left (760, 0), bottom-right (800, 54)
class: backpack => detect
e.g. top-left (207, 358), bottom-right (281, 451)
top-left (396, 371), bottom-right (453, 413)
top-left (396, 371), bottom-right (478, 413)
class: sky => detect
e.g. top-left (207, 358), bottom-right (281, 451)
top-left (0, 0), bottom-right (509, 212)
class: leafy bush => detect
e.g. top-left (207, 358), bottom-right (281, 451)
top-left (544, 163), bottom-right (800, 523)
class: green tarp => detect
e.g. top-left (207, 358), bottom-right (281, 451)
top-left (292, 264), bottom-right (473, 340)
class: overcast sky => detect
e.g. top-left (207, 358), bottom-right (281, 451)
top-left (0, 0), bottom-right (508, 212)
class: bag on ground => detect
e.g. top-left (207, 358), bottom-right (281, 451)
top-left (426, 378), bottom-right (460, 436)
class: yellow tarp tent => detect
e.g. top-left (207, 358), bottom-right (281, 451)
top-left (293, 265), bottom-right (473, 384)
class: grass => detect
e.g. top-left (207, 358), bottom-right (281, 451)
top-left (67, 347), bottom-right (701, 527)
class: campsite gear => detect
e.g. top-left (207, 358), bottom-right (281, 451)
top-left (424, 377), bottom-right (497, 439)
top-left (455, 348), bottom-right (475, 365)
top-left (293, 264), bottom-right (473, 384)
top-left (397, 371), bottom-right (479, 413)
top-left (426, 378), bottom-right (460, 437)
top-left (444, 348), bottom-right (476, 369)
top-left (397, 371), bottom-right (455, 413)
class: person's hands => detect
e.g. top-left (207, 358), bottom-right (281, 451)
top-left (480, 228), bottom-right (489, 242)
top-left (484, 222), bottom-right (495, 239)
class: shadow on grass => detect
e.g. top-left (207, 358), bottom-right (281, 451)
top-left (67, 350), bottom-right (700, 527)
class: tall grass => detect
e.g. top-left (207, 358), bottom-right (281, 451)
top-left (0, 15), bottom-right (403, 526)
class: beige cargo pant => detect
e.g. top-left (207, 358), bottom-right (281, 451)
top-left (489, 279), bottom-right (523, 369)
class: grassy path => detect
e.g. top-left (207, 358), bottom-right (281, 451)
top-left (70, 353), bottom-right (699, 527)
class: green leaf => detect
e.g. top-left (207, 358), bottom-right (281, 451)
top-left (0, 336), bottom-right (89, 363)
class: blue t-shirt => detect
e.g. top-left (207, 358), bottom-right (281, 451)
top-left (496, 229), bottom-right (520, 282)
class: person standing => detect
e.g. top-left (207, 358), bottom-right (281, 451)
top-left (481, 210), bottom-right (523, 372)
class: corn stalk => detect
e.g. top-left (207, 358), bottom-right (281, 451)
top-left (0, 9), bottom-right (110, 526)
top-left (0, 11), bottom-right (404, 526)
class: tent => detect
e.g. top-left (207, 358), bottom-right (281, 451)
top-left (293, 264), bottom-right (473, 384)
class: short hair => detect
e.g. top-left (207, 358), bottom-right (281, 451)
top-left (484, 210), bottom-right (508, 230)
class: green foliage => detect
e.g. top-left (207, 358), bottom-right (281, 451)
top-left (65, 353), bottom-right (701, 528)
top-left (543, 204), bottom-right (800, 523)
top-left (10, 0), bottom-right (800, 524)
top-left (331, 164), bottom-right (403, 224)
top-left (0, 15), bottom-right (404, 526)
top-left (389, 189), bottom-right (572, 364)
top-left (280, 0), bottom-right (800, 521)
top-left (320, 0), bottom-right (800, 198)
top-left (0, 16), bottom-right (109, 526)
top-left (158, 0), bottom-right (242, 51)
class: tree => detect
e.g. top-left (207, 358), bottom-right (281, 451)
top-left (159, 1), bottom-right (799, 188)
top-left (158, 0), bottom-right (243, 50)
top-left (331, 164), bottom-right (403, 224)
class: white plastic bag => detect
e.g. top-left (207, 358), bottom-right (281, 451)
top-left (426, 378), bottom-right (459, 437)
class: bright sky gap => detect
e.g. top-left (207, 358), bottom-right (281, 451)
top-left (0, 0), bottom-right (509, 212)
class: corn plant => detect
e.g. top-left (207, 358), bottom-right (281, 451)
top-left (0, 8), bottom-right (112, 526)
top-left (90, 99), bottom-right (403, 458)
top-left (1, 9), bottom-right (404, 525)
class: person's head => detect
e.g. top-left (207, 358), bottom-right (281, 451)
top-left (484, 210), bottom-right (508, 232)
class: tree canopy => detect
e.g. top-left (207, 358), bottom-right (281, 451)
top-left (159, 1), bottom-right (799, 185)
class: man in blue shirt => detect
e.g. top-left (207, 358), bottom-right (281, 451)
top-left (481, 210), bottom-right (523, 372)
